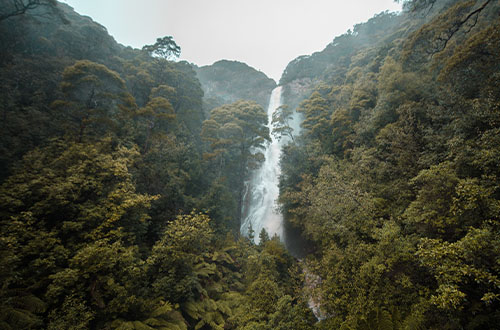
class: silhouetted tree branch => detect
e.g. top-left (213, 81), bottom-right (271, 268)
top-left (0, 0), bottom-right (57, 21)
top-left (402, 0), bottom-right (494, 65)
top-left (430, 0), bottom-right (492, 56)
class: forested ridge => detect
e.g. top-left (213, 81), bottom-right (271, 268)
top-left (0, 0), bottom-right (499, 329)
top-left (279, 0), bottom-right (500, 328)
top-left (195, 60), bottom-right (277, 117)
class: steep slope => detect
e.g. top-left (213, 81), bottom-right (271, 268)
top-left (0, 1), bottom-right (206, 179)
top-left (195, 60), bottom-right (276, 116)
top-left (0, 3), bottom-right (314, 329)
top-left (278, 0), bottom-right (500, 328)
top-left (279, 10), bottom-right (405, 112)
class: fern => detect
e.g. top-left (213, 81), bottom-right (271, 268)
top-left (111, 319), bottom-right (152, 329)
top-left (212, 251), bottom-right (233, 264)
top-left (402, 309), bottom-right (426, 330)
top-left (358, 307), bottom-right (398, 330)
top-left (0, 293), bottom-right (46, 329)
top-left (183, 297), bottom-right (233, 330)
top-left (150, 301), bottom-right (174, 318)
top-left (194, 262), bottom-right (216, 277)
top-left (110, 301), bottom-right (187, 330)
top-left (0, 320), bottom-right (12, 330)
top-left (1, 308), bottom-right (43, 329)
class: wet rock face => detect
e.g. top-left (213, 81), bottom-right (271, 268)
top-left (287, 78), bottom-right (313, 95)
top-left (301, 261), bottom-right (326, 321)
top-left (281, 77), bottom-right (313, 113)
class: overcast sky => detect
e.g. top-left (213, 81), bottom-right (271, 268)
top-left (60, 0), bottom-right (402, 81)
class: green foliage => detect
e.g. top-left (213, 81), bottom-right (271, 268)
top-left (404, 162), bottom-right (460, 238)
top-left (280, 10), bottom-right (400, 85)
top-left (110, 301), bottom-right (187, 330)
top-left (204, 100), bottom-right (270, 163)
top-left (183, 298), bottom-right (228, 330)
top-left (201, 100), bottom-right (270, 224)
top-left (136, 95), bottom-right (175, 152)
top-left (0, 292), bottom-right (46, 329)
top-left (298, 91), bottom-right (331, 144)
top-left (142, 36), bottom-right (181, 60)
top-left (3, 1), bottom-right (500, 329)
top-left (147, 212), bottom-right (213, 302)
top-left (271, 104), bottom-right (295, 142)
top-left (268, 295), bottom-right (316, 330)
top-left (258, 229), bottom-right (270, 246)
top-left (0, 139), bottom-right (158, 328)
top-left (47, 295), bottom-right (94, 330)
top-left (195, 60), bottom-right (276, 115)
top-left (279, 1), bottom-right (500, 328)
top-left (402, 0), bottom-right (496, 73)
top-left (438, 20), bottom-right (500, 98)
top-left (417, 227), bottom-right (500, 309)
top-left (53, 59), bottom-right (136, 142)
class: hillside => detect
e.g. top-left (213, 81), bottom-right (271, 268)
top-left (0, 0), bottom-right (499, 329)
top-left (0, 2), bottom-right (310, 329)
top-left (195, 60), bottom-right (276, 116)
top-left (278, 0), bottom-right (500, 328)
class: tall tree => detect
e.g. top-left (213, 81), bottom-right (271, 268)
top-left (298, 91), bottom-right (331, 148)
top-left (202, 100), bottom-right (270, 223)
top-left (0, 139), bottom-right (157, 328)
top-left (272, 104), bottom-right (295, 142)
top-left (142, 36), bottom-right (181, 61)
top-left (202, 100), bottom-right (270, 174)
top-left (52, 60), bottom-right (136, 142)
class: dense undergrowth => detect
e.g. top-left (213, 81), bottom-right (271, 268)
top-left (0, 0), bottom-right (499, 329)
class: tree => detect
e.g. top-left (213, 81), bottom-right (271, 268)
top-left (109, 300), bottom-right (187, 330)
top-left (403, 0), bottom-right (494, 64)
top-left (297, 91), bottom-right (332, 150)
top-left (143, 60), bottom-right (204, 136)
top-left (248, 223), bottom-right (255, 242)
top-left (416, 226), bottom-right (500, 328)
top-left (258, 229), bottom-right (270, 245)
top-left (201, 118), bottom-right (235, 177)
top-left (269, 295), bottom-right (317, 330)
top-left (136, 92), bottom-right (176, 153)
top-left (403, 162), bottom-right (460, 239)
top-left (52, 60), bottom-right (136, 142)
top-left (201, 100), bottom-right (270, 222)
top-left (201, 100), bottom-right (270, 181)
top-left (142, 36), bottom-right (181, 60)
top-left (0, 139), bottom-right (157, 328)
top-left (207, 100), bottom-right (270, 168)
top-left (271, 104), bottom-right (295, 142)
top-left (147, 212), bottom-right (214, 302)
top-left (438, 21), bottom-right (500, 98)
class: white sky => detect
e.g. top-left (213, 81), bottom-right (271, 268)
top-left (60, 0), bottom-right (401, 81)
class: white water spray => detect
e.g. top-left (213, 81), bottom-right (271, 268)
top-left (241, 86), bottom-right (286, 243)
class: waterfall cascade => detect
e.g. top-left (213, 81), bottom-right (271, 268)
top-left (241, 86), bottom-right (286, 244)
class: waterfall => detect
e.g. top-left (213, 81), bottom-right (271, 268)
top-left (241, 86), bottom-right (285, 244)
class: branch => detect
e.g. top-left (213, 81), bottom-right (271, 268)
top-left (0, 0), bottom-right (39, 21)
top-left (431, 0), bottom-right (492, 56)
top-left (0, 0), bottom-right (60, 22)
